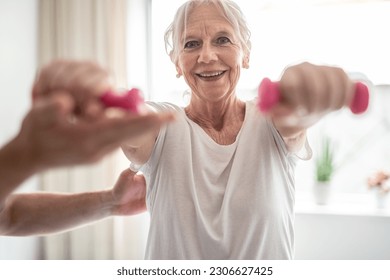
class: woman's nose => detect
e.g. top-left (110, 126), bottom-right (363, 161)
top-left (197, 44), bottom-right (217, 64)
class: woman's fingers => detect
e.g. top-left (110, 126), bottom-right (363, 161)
top-left (89, 112), bottom-right (176, 147)
top-left (278, 62), bottom-right (354, 115)
top-left (32, 60), bottom-right (113, 116)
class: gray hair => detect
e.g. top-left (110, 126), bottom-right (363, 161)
top-left (164, 0), bottom-right (252, 63)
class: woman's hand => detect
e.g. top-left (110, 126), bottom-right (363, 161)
top-left (110, 168), bottom-right (147, 216)
top-left (266, 62), bottom-right (355, 152)
top-left (0, 168), bottom-right (147, 236)
top-left (16, 60), bottom-right (175, 170)
top-left (32, 59), bottom-right (112, 118)
top-left (270, 62), bottom-right (355, 128)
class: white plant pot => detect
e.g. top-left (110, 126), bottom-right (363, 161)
top-left (313, 181), bottom-right (331, 205)
top-left (372, 188), bottom-right (389, 209)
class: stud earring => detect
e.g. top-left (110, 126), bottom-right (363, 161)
top-left (176, 73), bottom-right (181, 78)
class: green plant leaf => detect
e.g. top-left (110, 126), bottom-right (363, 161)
top-left (316, 137), bottom-right (334, 182)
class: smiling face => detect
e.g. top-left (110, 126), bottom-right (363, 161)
top-left (175, 4), bottom-right (246, 104)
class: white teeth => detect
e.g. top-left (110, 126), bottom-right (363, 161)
top-left (198, 71), bottom-right (224, 77)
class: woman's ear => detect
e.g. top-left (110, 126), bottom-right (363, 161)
top-left (175, 66), bottom-right (183, 78)
top-left (170, 50), bottom-right (183, 78)
top-left (243, 54), bottom-right (250, 69)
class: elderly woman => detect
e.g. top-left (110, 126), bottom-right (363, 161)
top-left (122, 0), bottom-right (355, 259)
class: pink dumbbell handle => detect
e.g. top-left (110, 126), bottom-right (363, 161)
top-left (100, 88), bottom-right (144, 114)
top-left (257, 78), bottom-right (369, 115)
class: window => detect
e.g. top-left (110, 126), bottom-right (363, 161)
top-left (148, 0), bottom-right (390, 195)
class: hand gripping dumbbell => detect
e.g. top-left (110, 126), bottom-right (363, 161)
top-left (257, 78), bottom-right (369, 114)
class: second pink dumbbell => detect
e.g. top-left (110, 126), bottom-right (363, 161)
top-left (100, 88), bottom-right (144, 114)
top-left (257, 78), bottom-right (369, 115)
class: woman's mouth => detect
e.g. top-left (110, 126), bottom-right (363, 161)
top-left (196, 71), bottom-right (226, 80)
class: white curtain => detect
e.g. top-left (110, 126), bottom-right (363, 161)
top-left (37, 0), bottom-right (148, 259)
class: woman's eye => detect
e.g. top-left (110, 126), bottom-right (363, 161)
top-left (184, 41), bottom-right (200, 49)
top-left (216, 37), bottom-right (231, 44)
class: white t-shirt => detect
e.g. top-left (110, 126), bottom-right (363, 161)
top-left (139, 99), bottom-right (302, 259)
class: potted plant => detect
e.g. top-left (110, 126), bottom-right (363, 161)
top-left (313, 137), bottom-right (334, 205)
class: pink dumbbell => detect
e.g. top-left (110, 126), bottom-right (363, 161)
top-left (100, 88), bottom-right (144, 114)
top-left (257, 78), bottom-right (369, 114)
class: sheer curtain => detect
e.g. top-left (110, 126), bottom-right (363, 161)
top-left (38, 0), bottom-right (148, 259)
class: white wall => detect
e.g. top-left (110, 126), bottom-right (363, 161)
top-left (0, 0), bottom-right (40, 260)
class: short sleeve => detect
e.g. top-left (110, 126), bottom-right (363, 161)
top-left (137, 102), bottom-right (179, 176)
